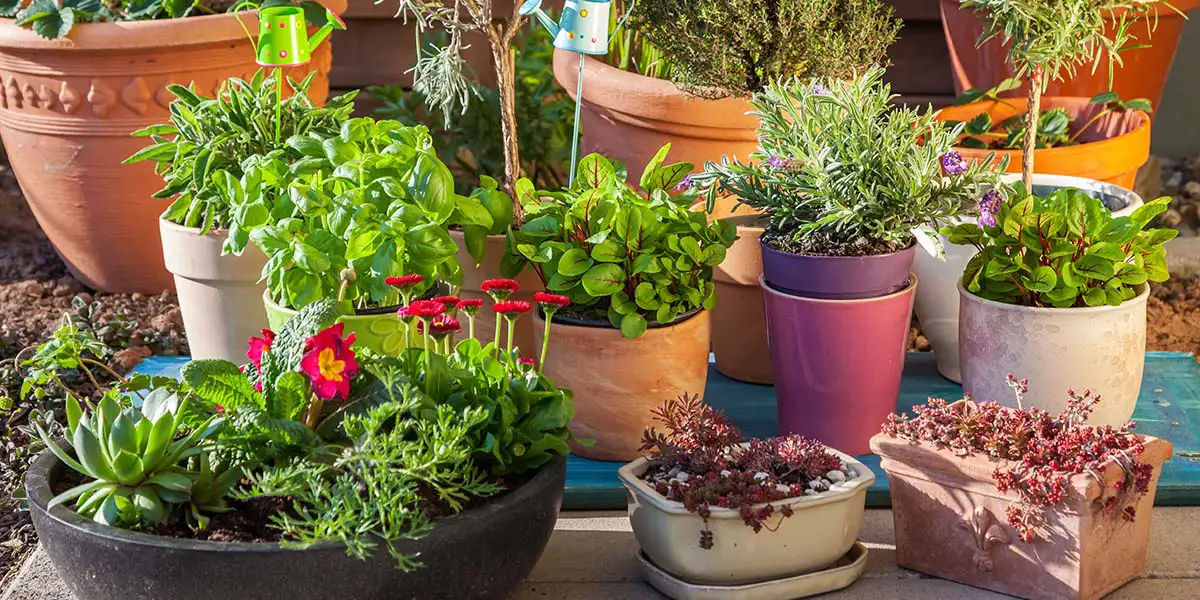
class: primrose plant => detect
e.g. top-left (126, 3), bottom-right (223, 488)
top-left (506, 145), bottom-right (737, 338)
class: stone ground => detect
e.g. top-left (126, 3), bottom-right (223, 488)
top-left (5, 507), bottom-right (1200, 600)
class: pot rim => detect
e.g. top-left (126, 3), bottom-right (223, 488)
top-left (263, 290), bottom-right (404, 319)
top-left (759, 238), bottom-right (917, 261)
top-left (938, 96), bottom-right (1149, 156)
top-left (957, 281), bottom-right (1150, 314)
top-left (536, 305), bottom-right (704, 331)
top-left (25, 447), bottom-right (565, 554)
top-left (158, 213), bottom-right (227, 237)
top-left (759, 273), bottom-right (918, 304)
top-left (617, 445), bottom-right (875, 518)
top-left (997, 173), bottom-right (1145, 215)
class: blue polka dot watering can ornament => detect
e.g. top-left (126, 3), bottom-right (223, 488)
top-left (521, 0), bottom-right (637, 186)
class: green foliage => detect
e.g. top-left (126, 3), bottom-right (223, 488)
top-left (507, 146), bottom-right (736, 338)
top-left (694, 68), bottom-right (1002, 256)
top-left (628, 0), bottom-right (900, 97)
top-left (18, 316), bottom-right (110, 403)
top-left (605, 1), bottom-right (672, 80)
top-left (33, 391), bottom-right (224, 528)
top-left (248, 118), bottom-right (463, 310)
top-left (368, 25), bottom-right (573, 191)
top-left (126, 71), bottom-right (356, 244)
top-left (943, 187), bottom-right (1177, 307)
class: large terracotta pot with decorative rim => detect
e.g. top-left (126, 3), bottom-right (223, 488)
top-left (533, 310), bottom-right (711, 462)
top-left (552, 49), bottom-right (758, 181)
top-left (940, 0), bottom-right (1200, 112)
top-left (935, 97), bottom-right (1150, 190)
top-left (0, 3), bottom-right (341, 293)
top-left (871, 430), bottom-right (1172, 600)
top-left (449, 229), bottom-right (544, 356)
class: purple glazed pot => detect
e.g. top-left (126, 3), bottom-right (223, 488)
top-left (762, 274), bottom-right (917, 455)
top-left (760, 240), bottom-right (917, 300)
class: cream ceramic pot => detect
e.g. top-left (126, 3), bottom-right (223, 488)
top-left (618, 448), bottom-right (874, 585)
top-left (913, 173), bottom-right (1145, 383)
top-left (159, 217), bottom-right (268, 362)
top-left (958, 283), bottom-right (1149, 426)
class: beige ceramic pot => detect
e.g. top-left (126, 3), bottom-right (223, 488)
top-left (450, 229), bottom-right (544, 356)
top-left (958, 283), bottom-right (1149, 426)
top-left (872, 431), bottom-right (1172, 600)
top-left (552, 50), bottom-right (758, 182)
top-left (711, 214), bottom-right (771, 384)
top-left (534, 310), bottom-right (711, 462)
top-left (618, 448), bottom-right (874, 585)
top-left (0, 4), bottom-right (340, 293)
top-left (159, 217), bottom-right (268, 363)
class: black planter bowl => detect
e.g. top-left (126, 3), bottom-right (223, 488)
top-left (26, 450), bottom-right (566, 600)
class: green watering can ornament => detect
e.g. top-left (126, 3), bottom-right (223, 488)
top-left (255, 5), bottom-right (346, 67)
top-left (521, 0), bottom-right (636, 185)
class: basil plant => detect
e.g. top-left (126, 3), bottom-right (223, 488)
top-left (507, 145), bottom-right (737, 338)
top-left (246, 118), bottom-right (468, 311)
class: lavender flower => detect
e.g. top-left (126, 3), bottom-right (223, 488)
top-left (768, 155), bottom-right (785, 169)
top-left (977, 189), bottom-right (1002, 228)
top-left (941, 151), bottom-right (969, 176)
top-left (812, 83), bottom-right (830, 96)
top-left (674, 174), bottom-right (694, 191)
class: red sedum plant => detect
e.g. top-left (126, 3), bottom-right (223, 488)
top-left (639, 394), bottom-right (850, 549)
top-left (880, 375), bottom-right (1154, 543)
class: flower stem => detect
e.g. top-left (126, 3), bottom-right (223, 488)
top-left (467, 315), bottom-right (475, 340)
top-left (303, 395), bottom-right (324, 430)
top-left (493, 313), bottom-right (502, 350)
top-left (506, 316), bottom-right (515, 353)
top-left (539, 311), bottom-right (553, 371)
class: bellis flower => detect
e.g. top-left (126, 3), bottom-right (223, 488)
top-left (481, 279), bottom-right (520, 302)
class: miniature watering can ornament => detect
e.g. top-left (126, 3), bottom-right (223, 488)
top-left (521, 0), bottom-right (637, 185)
top-left (255, 5), bottom-right (346, 68)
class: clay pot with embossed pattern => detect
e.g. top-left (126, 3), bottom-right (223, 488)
top-left (0, 3), bottom-right (342, 293)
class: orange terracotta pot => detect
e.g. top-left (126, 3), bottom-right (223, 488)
top-left (940, 0), bottom-right (1200, 111)
top-left (935, 97), bottom-right (1150, 190)
top-left (552, 49), bottom-right (758, 183)
top-left (534, 310), bottom-right (711, 462)
top-left (450, 229), bottom-right (544, 357)
top-left (0, 4), bottom-right (341, 293)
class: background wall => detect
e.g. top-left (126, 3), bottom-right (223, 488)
top-left (1154, 8), bottom-right (1200, 158)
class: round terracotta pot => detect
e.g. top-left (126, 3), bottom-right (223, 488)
top-left (264, 292), bottom-right (417, 357)
top-left (449, 229), bottom-right (544, 357)
top-left (712, 215), bottom-right (771, 384)
top-left (936, 97), bottom-right (1150, 190)
top-left (763, 275), bottom-right (917, 456)
top-left (761, 241), bottom-right (917, 300)
top-left (0, 4), bottom-right (341, 293)
top-left (534, 310), bottom-right (711, 462)
top-left (958, 282), bottom-right (1149, 427)
top-left (159, 217), bottom-right (268, 363)
top-left (940, 0), bottom-right (1200, 111)
top-left (551, 49), bottom-right (758, 182)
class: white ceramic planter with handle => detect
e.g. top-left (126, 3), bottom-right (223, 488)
top-left (159, 216), bottom-right (269, 362)
top-left (618, 448), bottom-right (874, 586)
top-left (913, 173), bottom-right (1145, 383)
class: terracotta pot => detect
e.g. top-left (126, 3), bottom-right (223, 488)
top-left (870, 431), bottom-right (1173, 600)
top-left (935, 97), bottom-right (1150, 191)
top-left (159, 217), bottom-right (268, 363)
top-left (913, 174), bottom-right (1144, 383)
top-left (534, 310), bottom-right (711, 462)
top-left (618, 446), bottom-right (874, 585)
top-left (0, 3), bottom-right (341, 293)
top-left (449, 229), bottom-right (544, 357)
top-left (712, 216), bottom-right (771, 384)
top-left (763, 275), bottom-right (916, 455)
top-left (959, 282), bottom-right (1149, 427)
top-left (940, 0), bottom-right (1200, 111)
top-left (264, 292), bottom-right (417, 356)
top-left (552, 49), bottom-right (758, 182)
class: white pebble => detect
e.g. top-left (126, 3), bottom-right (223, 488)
top-left (826, 470), bottom-right (847, 483)
top-left (803, 489), bottom-right (818, 496)
top-left (667, 466), bottom-right (681, 478)
top-left (754, 472), bottom-right (770, 481)
top-left (720, 470), bottom-right (732, 478)
top-left (675, 472), bottom-right (690, 483)
top-left (776, 484), bottom-right (791, 494)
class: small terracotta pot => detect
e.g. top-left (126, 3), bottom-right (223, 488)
top-left (534, 310), bottom-right (711, 462)
top-left (0, 3), bottom-right (341, 293)
top-left (958, 283), bottom-right (1149, 427)
top-left (935, 97), bottom-right (1150, 190)
top-left (871, 430), bottom-right (1173, 600)
top-left (552, 49), bottom-right (758, 182)
top-left (264, 292), bottom-right (417, 356)
top-left (159, 217), bottom-right (268, 363)
top-left (619, 446), bottom-right (874, 585)
top-left (763, 275), bottom-right (916, 455)
top-left (449, 229), bottom-right (544, 357)
top-left (711, 215), bottom-right (771, 384)
top-left (940, 0), bottom-right (1200, 111)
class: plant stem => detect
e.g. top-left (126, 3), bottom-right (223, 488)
top-left (506, 317), bottom-right (515, 353)
top-left (304, 396), bottom-right (324, 429)
top-left (538, 311), bottom-right (553, 371)
top-left (491, 39), bottom-right (524, 223)
top-left (467, 315), bottom-right (475, 340)
top-left (80, 358), bottom-right (127, 384)
top-left (493, 313), bottom-right (502, 349)
top-left (1021, 66), bottom-right (1043, 191)
top-left (275, 67), bottom-right (283, 145)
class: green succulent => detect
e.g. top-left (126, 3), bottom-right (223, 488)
top-left (34, 391), bottom-right (222, 528)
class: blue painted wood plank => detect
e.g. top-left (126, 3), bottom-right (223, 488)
top-left (133, 352), bottom-right (1200, 510)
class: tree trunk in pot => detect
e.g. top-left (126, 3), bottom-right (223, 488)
top-left (0, 4), bottom-right (341, 293)
top-left (450, 229), bottom-right (543, 357)
top-left (159, 218), bottom-right (268, 363)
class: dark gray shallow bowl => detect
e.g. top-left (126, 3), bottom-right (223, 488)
top-left (27, 450), bottom-right (566, 600)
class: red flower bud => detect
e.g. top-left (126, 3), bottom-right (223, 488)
top-left (386, 274), bottom-right (424, 288)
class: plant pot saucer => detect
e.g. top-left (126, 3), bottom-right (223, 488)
top-left (637, 541), bottom-right (868, 600)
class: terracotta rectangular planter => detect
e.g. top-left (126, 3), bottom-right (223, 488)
top-left (870, 433), bottom-right (1173, 600)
